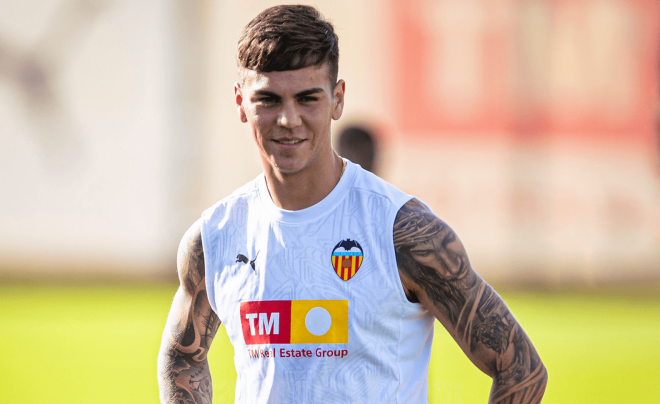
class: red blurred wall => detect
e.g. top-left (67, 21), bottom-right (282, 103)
top-left (391, 0), bottom-right (659, 149)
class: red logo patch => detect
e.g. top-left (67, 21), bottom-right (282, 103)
top-left (240, 300), bottom-right (292, 345)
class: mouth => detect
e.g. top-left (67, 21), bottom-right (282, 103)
top-left (273, 139), bottom-right (305, 145)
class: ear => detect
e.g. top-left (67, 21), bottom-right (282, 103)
top-left (331, 79), bottom-right (345, 121)
top-left (234, 82), bottom-right (248, 123)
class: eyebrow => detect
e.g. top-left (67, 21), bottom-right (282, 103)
top-left (295, 88), bottom-right (324, 97)
top-left (253, 90), bottom-right (280, 99)
top-left (253, 88), bottom-right (325, 99)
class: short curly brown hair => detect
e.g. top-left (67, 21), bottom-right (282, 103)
top-left (237, 5), bottom-right (339, 86)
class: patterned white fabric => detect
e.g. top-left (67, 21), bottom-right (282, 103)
top-left (201, 160), bottom-right (435, 403)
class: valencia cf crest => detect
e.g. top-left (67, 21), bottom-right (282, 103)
top-left (331, 239), bottom-right (364, 281)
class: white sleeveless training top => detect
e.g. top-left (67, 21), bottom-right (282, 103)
top-left (201, 160), bottom-right (435, 403)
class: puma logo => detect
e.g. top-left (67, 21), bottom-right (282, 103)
top-left (236, 252), bottom-right (258, 271)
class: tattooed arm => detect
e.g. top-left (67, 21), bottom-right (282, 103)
top-left (394, 199), bottom-right (547, 403)
top-left (157, 219), bottom-right (221, 404)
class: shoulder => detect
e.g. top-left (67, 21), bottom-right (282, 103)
top-left (394, 198), bottom-right (432, 219)
top-left (199, 176), bottom-right (263, 242)
top-left (177, 218), bottom-right (205, 294)
top-left (393, 198), bottom-right (448, 247)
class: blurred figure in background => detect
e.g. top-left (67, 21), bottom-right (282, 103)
top-left (335, 125), bottom-right (378, 174)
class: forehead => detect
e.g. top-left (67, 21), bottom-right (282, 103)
top-left (242, 64), bottom-right (331, 95)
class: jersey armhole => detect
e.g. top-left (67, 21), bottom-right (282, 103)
top-left (389, 195), bottom-right (425, 308)
top-left (200, 220), bottom-right (219, 317)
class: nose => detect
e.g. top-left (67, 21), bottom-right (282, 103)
top-left (277, 101), bottom-right (302, 128)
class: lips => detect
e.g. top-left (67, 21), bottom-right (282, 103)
top-left (273, 139), bottom-right (305, 145)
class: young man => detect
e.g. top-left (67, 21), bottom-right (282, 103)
top-left (158, 5), bottom-right (547, 403)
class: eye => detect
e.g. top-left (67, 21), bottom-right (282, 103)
top-left (299, 96), bottom-right (318, 103)
top-left (258, 97), bottom-right (279, 105)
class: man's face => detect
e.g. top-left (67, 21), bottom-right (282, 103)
top-left (235, 64), bottom-right (345, 175)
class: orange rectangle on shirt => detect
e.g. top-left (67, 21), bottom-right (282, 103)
top-left (290, 300), bottom-right (348, 344)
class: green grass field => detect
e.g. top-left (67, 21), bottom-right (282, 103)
top-left (1, 283), bottom-right (658, 403)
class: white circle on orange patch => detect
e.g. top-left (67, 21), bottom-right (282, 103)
top-left (305, 307), bottom-right (332, 336)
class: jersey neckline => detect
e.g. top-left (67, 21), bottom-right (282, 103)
top-left (257, 159), bottom-right (356, 224)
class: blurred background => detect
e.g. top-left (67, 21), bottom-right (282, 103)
top-left (1, 0), bottom-right (658, 403)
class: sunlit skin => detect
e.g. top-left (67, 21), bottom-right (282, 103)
top-left (234, 64), bottom-right (345, 210)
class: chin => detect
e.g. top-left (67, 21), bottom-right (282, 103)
top-left (275, 164), bottom-right (304, 175)
top-left (273, 158), bottom-right (311, 175)
top-left (270, 152), bottom-right (320, 176)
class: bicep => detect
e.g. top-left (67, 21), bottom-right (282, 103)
top-left (165, 218), bottom-right (221, 359)
top-left (158, 220), bottom-right (220, 402)
top-left (162, 283), bottom-right (220, 363)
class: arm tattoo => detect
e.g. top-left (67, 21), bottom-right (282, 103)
top-left (394, 200), bottom-right (547, 403)
top-left (158, 222), bottom-right (221, 404)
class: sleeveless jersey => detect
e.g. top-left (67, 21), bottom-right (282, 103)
top-left (201, 161), bottom-right (435, 403)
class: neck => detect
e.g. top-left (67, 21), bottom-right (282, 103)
top-left (264, 151), bottom-right (345, 211)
